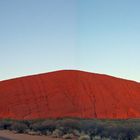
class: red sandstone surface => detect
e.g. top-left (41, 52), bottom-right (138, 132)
top-left (0, 70), bottom-right (140, 119)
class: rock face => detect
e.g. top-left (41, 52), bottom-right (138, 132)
top-left (0, 70), bottom-right (140, 119)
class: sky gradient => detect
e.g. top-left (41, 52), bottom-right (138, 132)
top-left (0, 0), bottom-right (140, 82)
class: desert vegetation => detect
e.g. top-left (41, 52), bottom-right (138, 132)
top-left (0, 118), bottom-right (140, 140)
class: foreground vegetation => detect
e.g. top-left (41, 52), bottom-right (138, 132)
top-left (0, 118), bottom-right (140, 140)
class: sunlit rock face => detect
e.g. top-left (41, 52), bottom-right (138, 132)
top-left (0, 70), bottom-right (140, 120)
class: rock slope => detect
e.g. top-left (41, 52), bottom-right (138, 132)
top-left (0, 70), bottom-right (140, 119)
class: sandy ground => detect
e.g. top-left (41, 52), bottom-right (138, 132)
top-left (0, 130), bottom-right (64, 140)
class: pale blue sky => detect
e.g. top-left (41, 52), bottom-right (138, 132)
top-left (0, 0), bottom-right (140, 82)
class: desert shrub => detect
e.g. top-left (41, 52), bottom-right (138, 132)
top-left (0, 119), bottom-right (13, 130)
top-left (19, 120), bottom-right (31, 128)
top-left (30, 119), bottom-right (56, 134)
top-left (80, 119), bottom-right (97, 129)
top-left (72, 129), bottom-right (81, 136)
top-left (62, 133), bottom-right (74, 139)
top-left (10, 122), bottom-right (28, 133)
top-left (85, 123), bottom-right (106, 137)
top-left (102, 138), bottom-right (111, 140)
top-left (41, 119), bottom-right (56, 131)
top-left (0, 121), bottom-right (6, 130)
top-left (45, 130), bottom-right (52, 136)
top-left (99, 129), bottom-right (110, 138)
top-left (80, 119), bottom-right (100, 135)
top-left (51, 129), bottom-right (63, 138)
top-left (58, 119), bottom-right (81, 132)
top-left (134, 136), bottom-right (140, 140)
top-left (78, 135), bottom-right (90, 140)
top-left (123, 127), bottom-right (137, 140)
top-left (0, 118), bottom-right (140, 139)
top-left (93, 136), bottom-right (102, 140)
top-left (27, 130), bottom-right (41, 135)
top-left (107, 125), bottom-right (137, 140)
top-left (30, 122), bottom-right (43, 131)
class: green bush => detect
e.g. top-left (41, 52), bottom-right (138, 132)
top-left (10, 122), bottom-right (28, 133)
top-left (0, 119), bottom-right (13, 130)
top-left (58, 118), bottom-right (81, 132)
top-left (0, 118), bottom-right (140, 139)
top-left (41, 119), bottom-right (56, 131)
top-left (30, 119), bottom-right (56, 135)
top-left (30, 122), bottom-right (43, 131)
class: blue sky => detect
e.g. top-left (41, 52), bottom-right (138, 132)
top-left (0, 0), bottom-right (140, 82)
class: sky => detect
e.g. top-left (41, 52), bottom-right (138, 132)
top-left (0, 0), bottom-right (140, 82)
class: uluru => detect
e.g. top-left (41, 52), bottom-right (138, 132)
top-left (0, 70), bottom-right (140, 120)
